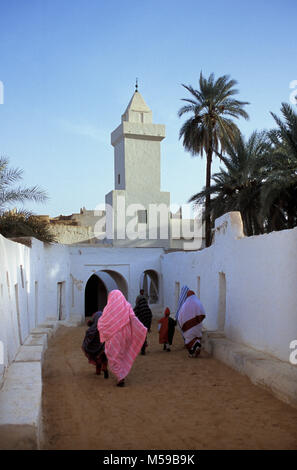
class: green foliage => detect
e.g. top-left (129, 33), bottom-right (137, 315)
top-left (261, 103), bottom-right (297, 231)
top-left (0, 157), bottom-right (54, 243)
top-left (0, 157), bottom-right (47, 212)
top-left (178, 72), bottom-right (249, 157)
top-left (190, 131), bottom-right (269, 236)
top-left (0, 210), bottom-right (56, 243)
top-left (189, 103), bottom-right (297, 236)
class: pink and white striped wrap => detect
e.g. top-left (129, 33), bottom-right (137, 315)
top-left (97, 290), bottom-right (147, 381)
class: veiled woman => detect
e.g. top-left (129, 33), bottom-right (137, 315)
top-left (175, 285), bottom-right (190, 323)
top-left (82, 311), bottom-right (109, 378)
top-left (175, 285), bottom-right (190, 341)
top-left (97, 290), bottom-right (147, 387)
top-left (178, 290), bottom-right (206, 357)
top-left (134, 296), bottom-right (153, 355)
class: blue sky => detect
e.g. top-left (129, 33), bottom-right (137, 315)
top-left (0, 0), bottom-right (296, 217)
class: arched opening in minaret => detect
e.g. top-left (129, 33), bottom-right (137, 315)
top-left (140, 270), bottom-right (159, 304)
top-left (84, 275), bottom-right (107, 317)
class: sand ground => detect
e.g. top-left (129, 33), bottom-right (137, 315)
top-left (41, 318), bottom-right (297, 450)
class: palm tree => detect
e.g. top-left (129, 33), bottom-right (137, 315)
top-left (189, 131), bottom-right (269, 236)
top-left (178, 72), bottom-right (249, 246)
top-left (0, 157), bottom-right (47, 212)
top-left (261, 103), bottom-right (297, 231)
top-left (0, 157), bottom-right (55, 242)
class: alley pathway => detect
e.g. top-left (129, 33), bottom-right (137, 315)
top-left (41, 319), bottom-right (297, 450)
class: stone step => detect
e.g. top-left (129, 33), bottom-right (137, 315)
top-left (0, 362), bottom-right (42, 449)
top-left (203, 331), bottom-right (297, 409)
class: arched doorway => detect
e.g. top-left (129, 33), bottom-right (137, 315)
top-left (84, 270), bottom-right (128, 317)
top-left (102, 270), bottom-right (128, 299)
top-left (140, 270), bottom-right (159, 304)
top-left (84, 274), bottom-right (108, 317)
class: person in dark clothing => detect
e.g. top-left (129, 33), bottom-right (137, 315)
top-left (134, 296), bottom-right (153, 355)
top-left (135, 289), bottom-right (146, 305)
top-left (82, 311), bottom-right (109, 378)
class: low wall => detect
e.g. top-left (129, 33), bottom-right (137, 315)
top-left (161, 212), bottom-right (297, 363)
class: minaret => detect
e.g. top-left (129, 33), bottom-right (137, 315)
top-left (105, 86), bottom-right (170, 247)
top-left (110, 84), bottom-right (166, 193)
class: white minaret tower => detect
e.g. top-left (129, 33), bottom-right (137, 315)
top-left (105, 83), bottom-right (170, 247)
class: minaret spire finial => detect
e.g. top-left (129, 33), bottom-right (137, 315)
top-left (135, 77), bottom-right (138, 92)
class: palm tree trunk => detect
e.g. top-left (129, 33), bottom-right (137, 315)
top-left (205, 147), bottom-right (212, 247)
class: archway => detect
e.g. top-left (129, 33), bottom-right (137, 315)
top-left (84, 274), bottom-right (107, 317)
top-left (84, 270), bottom-right (128, 317)
top-left (140, 270), bottom-right (159, 304)
top-left (102, 270), bottom-right (128, 299)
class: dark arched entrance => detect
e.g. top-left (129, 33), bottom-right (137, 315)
top-left (84, 270), bottom-right (128, 317)
top-left (85, 274), bottom-right (107, 317)
top-left (140, 270), bottom-right (159, 304)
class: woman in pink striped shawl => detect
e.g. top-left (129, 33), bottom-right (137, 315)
top-left (97, 290), bottom-right (147, 387)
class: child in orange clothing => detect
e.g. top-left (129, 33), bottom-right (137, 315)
top-left (158, 307), bottom-right (176, 351)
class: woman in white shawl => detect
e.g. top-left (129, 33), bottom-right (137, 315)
top-left (178, 290), bottom-right (206, 357)
top-left (175, 285), bottom-right (189, 323)
top-left (175, 285), bottom-right (190, 341)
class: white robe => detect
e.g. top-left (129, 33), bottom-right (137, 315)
top-left (178, 295), bottom-right (206, 346)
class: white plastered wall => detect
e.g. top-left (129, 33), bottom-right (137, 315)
top-left (0, 235), bottom-right (72, 382)
top-left (161, 212), bottom-right (297, 363)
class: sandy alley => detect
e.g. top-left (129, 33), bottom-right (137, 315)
top-left (41, 319), bottom-right (297, 450)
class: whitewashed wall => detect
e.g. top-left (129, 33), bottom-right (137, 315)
top-left (43, 243), bottom-right (71, 321)
top-left (161, 212), bottom-right (297, 363)
top-left (0, 236), bottom-right (42, 381)
top-left (0, 235), bottom-right (72, 383)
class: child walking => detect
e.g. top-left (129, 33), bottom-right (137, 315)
top-left (158, 307), bottom-right (176, 352)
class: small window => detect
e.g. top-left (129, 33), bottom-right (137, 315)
top-left (137, 210), bottom-right (147, 224)
top-left (118, 174), bottom-right (120, 185)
